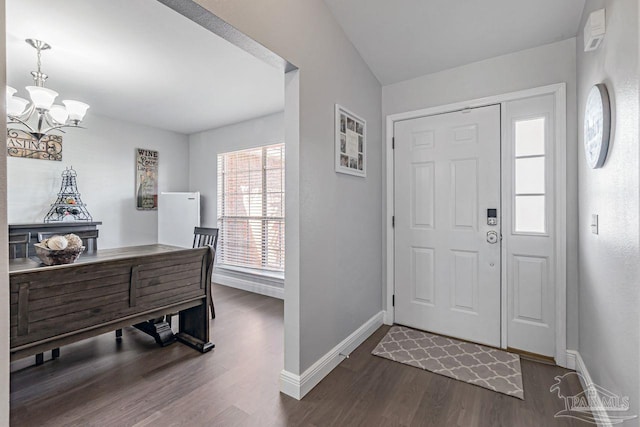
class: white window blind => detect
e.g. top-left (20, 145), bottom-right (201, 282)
top-left (217, 143), bottom-right (285, 273)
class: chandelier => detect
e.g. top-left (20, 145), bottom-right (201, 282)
top-left (6, 39), bottom-right (89, 142)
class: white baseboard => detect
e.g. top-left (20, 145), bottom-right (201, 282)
top-left (565, 349), bottom-right (576, 370)
top-left (279, 369), bottom-right (301, 400)
top-left (567, 350), bottom-right (613, 427)
top-left (212, 272), bottom-right (284, 300)
top-left (280, 310), bottom-right (385, 400)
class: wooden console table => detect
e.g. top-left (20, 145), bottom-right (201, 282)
top-left (9, 244), bottom-right (214, 361)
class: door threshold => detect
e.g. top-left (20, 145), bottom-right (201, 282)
top-left (507, 347), bottom-right (555, 365)
top-left (394, 323), bottom-right (503, 352)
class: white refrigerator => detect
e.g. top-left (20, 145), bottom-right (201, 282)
top-left (158, 192), bottom-right (200, 248)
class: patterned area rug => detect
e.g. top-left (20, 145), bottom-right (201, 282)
top-left (372, 326), bottom-right (524, 399)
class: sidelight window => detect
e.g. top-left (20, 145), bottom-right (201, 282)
top-left (514, 117), bottom-right (546, 234)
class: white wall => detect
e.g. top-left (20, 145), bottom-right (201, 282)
top-left (382, 38), bottom-right (580, 351)
top-left (188, 111), bottom-right (284, 227)
top-left (192, 0), bottom-right (383, 376)
top-left (577, 0), bottom-right (639, 421)
top-left (7, 113), bottom-right (189, 249)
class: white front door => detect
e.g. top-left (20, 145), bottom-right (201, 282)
top-left (394, 105), bottom-right (501, 347)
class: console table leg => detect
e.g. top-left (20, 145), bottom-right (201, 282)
top-left (35, 353), bottom-right (44, 365)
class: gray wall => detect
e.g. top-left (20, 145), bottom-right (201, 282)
top-left (188, 112), bottom-right (284, 228)
top-left (382, 38), bottom-right (580, 350)
top-left (7, 114), bottom-right (190, 249)
top-left (577, 0), bottom-right (640, 421)
top-left (193, 0), bottom-right (383, 373)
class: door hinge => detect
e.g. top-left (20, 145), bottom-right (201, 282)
top-left (392, 295), bottom-right (395, 307)
top-left (392, 137), bottom-right (395, 149)
top-left (392, 216), bottom-right (395, 227)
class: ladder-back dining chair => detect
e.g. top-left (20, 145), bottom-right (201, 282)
top-left (9, 232), bottom-right (30, 259)
top-left (193, 227), bottom-right (219, 319)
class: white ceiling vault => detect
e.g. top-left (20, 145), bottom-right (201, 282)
top-left (6, 0), bottom-right (284, 135)
top-left (323, 0), bottom-right (586, 85)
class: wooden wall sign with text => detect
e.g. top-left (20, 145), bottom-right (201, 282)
top-left (136, 148), bottom-right (159, 210)
top-left (7, 129), bottom-right (62, 161)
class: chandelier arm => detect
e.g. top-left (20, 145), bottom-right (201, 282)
top-left (39, 124), bottom-right (84, 135)
top-left (43, 113), bottom-right (62, 130)
top-left (7, 116), bottom-right (37, 133)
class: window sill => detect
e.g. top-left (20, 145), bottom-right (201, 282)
top-left (215, 264), bottom-right (284, 285)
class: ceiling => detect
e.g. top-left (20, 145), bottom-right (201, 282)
top-left (323, 0), bottom-right (586, 85)
top-left (6, 0), bottom-right (284, 135)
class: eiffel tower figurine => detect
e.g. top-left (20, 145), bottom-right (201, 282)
top-left (44, 167), bottom-right (93, 223)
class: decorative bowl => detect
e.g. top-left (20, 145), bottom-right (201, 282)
top-left (34, 243), bottom-right (86, 266)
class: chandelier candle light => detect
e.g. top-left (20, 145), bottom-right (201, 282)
top-left (6, 39), bottom-right (89, 142)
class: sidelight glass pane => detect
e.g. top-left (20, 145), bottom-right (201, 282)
top-left (515, 157), bottom-right (545, 194)
top-left (515, 118), bottom-right (545, 157)
top-left (515, 195), bottom-right (546, 233)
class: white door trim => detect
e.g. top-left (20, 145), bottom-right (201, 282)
top-left (385, 83), bottom-right (568, 367)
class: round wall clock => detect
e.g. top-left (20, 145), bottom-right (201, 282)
top-left (583, 83), bottom-right (611, 169)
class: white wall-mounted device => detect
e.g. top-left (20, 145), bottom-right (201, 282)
top-left (584, 8), bottom-right (606, 52)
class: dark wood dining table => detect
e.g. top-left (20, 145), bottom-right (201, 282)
top-left (9, 244), bottom-right (214, 361)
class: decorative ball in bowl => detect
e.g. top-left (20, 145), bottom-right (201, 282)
top-left (34, 233), bottom-right (85, 266)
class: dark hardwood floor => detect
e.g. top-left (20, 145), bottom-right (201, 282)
top-left (11, 285), bottom-right (584, 426)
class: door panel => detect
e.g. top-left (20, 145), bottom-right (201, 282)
top-left (411, 162), bottom-right (435, 228)
top-left (394, 105), bottom-right (501, 347)
top-left (451, 159), bottom-right (478, 229)
top-left (412, 247), bottom-right (435, 304)
top-left (513, 255), bottom-right (547, 322)
top-left (450, 250), bottom-right (479, 313)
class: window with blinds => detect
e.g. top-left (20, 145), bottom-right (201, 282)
top-left (217, 143), bottom-right (285, 274)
